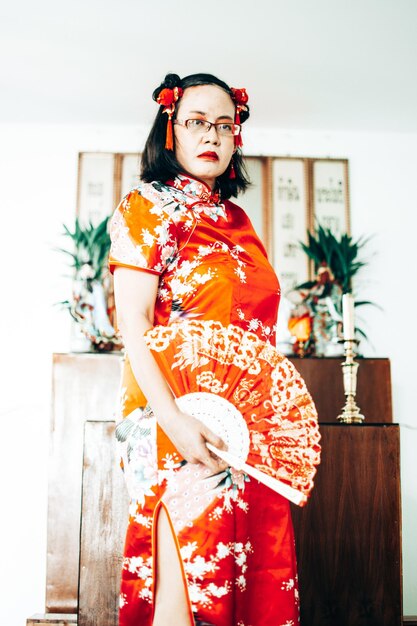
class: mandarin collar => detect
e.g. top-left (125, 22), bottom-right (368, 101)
top-left (168, 174), bottom-right (221, 205)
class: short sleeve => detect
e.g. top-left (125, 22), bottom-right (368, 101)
top-left (108, 190), bottom-right (178, 275)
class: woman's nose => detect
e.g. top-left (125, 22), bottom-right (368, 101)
top-left (203, 125), bottom-right (220, 144)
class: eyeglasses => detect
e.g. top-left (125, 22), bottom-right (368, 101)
top-left (174, 118), bottom-right (241, 137)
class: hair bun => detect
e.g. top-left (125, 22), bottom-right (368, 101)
top-left (239, 108), bottom-right (250, 124)
top-left (152, 73), bottom-right (182, 102)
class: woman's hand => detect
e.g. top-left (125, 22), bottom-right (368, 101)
top-left (158, 408), bottom-right (228, 474)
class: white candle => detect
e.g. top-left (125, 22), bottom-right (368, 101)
top-left (342, 293), bottom-right (355, 340)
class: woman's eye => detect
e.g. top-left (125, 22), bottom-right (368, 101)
top-left (218, 123), bottom-right (233, 132)
top-left (188, 119), bottom-right (205, 128)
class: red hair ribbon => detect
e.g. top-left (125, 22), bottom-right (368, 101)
top-left (157, 86), bottom-right (184, 150)
top-left (230, 87), bottom-right (249, 148)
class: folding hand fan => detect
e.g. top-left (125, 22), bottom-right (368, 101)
top-left (144, 319), bottom-right (321, 506)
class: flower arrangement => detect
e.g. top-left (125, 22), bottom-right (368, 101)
top-left (288, 225), bottom-right (374, 356)
top-left (58, 216), bottom-right (121, 351)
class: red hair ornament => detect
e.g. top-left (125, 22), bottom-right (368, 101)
top-left (157, 86), bottom-right (184, 150)
top-left (230, 87), bottom-right (249, 148)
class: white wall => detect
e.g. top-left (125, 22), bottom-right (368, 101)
top-left (0, 122), bottom-right (416, 625)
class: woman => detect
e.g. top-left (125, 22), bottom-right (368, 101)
top-left (109, 72), bottom-right (301, 626)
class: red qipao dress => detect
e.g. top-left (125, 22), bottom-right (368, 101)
top-left (109, 174), bottom-right (300, 626)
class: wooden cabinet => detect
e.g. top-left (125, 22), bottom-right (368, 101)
top-left (292, 424), bottom-right (402, 626)
top-left (34, 353), bottom-right (401, 626)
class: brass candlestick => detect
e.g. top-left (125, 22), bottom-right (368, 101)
top-left (337, 339), bottom-right (365, 424)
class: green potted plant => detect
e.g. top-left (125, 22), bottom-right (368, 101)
top-left (58, 216), bottom-right (121, 351)
top-left (288, 225), bottom-right (375, 356)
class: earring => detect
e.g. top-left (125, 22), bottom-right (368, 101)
top-left (229, 158), bottom-right (236, 179)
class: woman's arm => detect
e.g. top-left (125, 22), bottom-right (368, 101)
top-left (113, 266), bottom-right (227, 472)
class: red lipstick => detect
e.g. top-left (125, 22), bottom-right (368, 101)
top-left (198, 151), bottom-right (219, 161)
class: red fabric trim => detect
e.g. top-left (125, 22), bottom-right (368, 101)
top-left (109, 261), bottom-right (162, 276)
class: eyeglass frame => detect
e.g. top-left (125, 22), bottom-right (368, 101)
top-left (174, 118), bottom-right (241, 137)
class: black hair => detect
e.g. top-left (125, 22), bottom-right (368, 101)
top-left (140, 72), bottom-right (251, 200)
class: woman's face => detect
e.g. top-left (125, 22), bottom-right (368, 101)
top-left (174, 84), bottom-right (236, 190)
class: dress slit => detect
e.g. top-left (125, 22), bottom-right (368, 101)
top-left (151, 500), bottom-right (195, 626)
